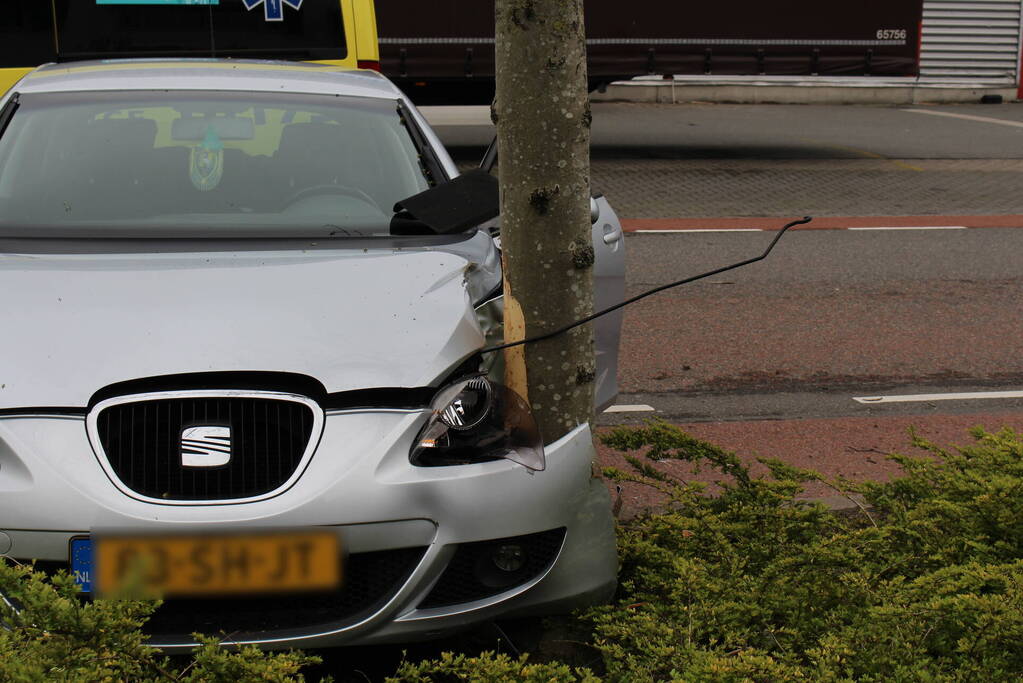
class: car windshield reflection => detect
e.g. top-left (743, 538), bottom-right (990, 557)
top-left (0, 91), bottom-right (430, 237)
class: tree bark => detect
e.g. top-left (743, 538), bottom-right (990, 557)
top-left (494, 0), bottom-right (593, 445)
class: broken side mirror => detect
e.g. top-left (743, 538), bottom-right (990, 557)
top-left (391, 169), bottom-right (500, 235)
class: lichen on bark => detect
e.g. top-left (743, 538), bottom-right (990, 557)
top-left (495, 0), bottom-right (594, 444)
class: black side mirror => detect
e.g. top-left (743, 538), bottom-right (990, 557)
top-left (391, 169), bottom-right (500, 235)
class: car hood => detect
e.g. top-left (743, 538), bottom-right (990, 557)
top-left (0, 247), bottom-right (483, 410)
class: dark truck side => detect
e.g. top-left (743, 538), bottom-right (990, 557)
top-left (377, 0), bottom-right (924, 104)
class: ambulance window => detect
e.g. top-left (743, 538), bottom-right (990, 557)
top-left (0, 1), bottom-right (56, 68)
top-left (52, 1), bottom-right (345, 61)
top-left (53, 0), bottom-right (211, 58)
top-left (209, 4), bottom-right (346, 61)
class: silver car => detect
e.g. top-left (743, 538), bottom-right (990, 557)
top-left (0, 60), bottom-right (626, 649)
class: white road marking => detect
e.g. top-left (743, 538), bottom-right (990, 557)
top-left (633, 229), bottom-right (763, 234)
top-left (854, 390), bottom-right (1023, 404)
top-left (604, 404), bottom-right (656, 413)
top-left (847, 226), bottom-right (966, 231)
top-left (904, 108), bottom-right (1023, 129)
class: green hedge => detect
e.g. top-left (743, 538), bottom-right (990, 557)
top-left (0, 562), bottom-right (318, 682)
top-left (586, 422), bottom-right (1023, 682)
top-left (388, 423), bottom-right (1023, 682)
top-left (4, 423), bottom-right (1023, 682)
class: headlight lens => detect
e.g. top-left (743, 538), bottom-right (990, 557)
top-left (410, 376), bottom-right (545, 471)
top-left (439, 376), bottom-right (493, 431)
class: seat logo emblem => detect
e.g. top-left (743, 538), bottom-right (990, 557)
top-left (242, 0), bottom-right (303, 22)
top-left (181, 426), bottom-right (232, 468)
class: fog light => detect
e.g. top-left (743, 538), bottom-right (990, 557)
top-left (419, 528), bottom-right (565, 607)
top-left (492, 544), bottom-right (526, 573)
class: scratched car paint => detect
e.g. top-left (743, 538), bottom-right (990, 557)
top-left (0, 59), bottom-right (624, 648)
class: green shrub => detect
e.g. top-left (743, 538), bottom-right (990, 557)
top-left (588, 422), bottom-right (1023, 682)
top-left (389, 423), bottom-right (1023, 682)
top-left (387, 651), bottom-right (599, 682)
top-left (0, 561), bottom-right (319, 682)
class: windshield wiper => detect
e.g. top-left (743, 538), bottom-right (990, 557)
top-left (396, 100), bottom-right (446, 187)
top-left (0, 93), bottom-right (20, 141)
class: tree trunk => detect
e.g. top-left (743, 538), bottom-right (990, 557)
top-left (494, 0), bottom-right (594, 445)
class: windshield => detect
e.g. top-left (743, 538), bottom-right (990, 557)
top-left (0, 91), bottom-right (430, 237)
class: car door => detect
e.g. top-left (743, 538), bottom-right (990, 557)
top-left (474, 193), bottom-right (626, 413)
top-left (590, 194), bottom-right (625, 412)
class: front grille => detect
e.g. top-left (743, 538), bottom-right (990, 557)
top-left (418, 528), bottom-right (566, 609)
top-left (94, 394), bottom-right (317, 501)
top-left (144, 546), bottom-right (427, 639)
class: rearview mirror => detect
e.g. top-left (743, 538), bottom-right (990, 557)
top-left (172, 117), bottom-right (254, 141)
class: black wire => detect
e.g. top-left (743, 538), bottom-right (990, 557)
top-left (481, 216), bottom-right (813, 354)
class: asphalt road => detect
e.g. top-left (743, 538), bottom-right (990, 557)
top-left (596, 226), bottom-right (1023, 510)
top-left (428, 102), bottom-right (1023, 510)
top-left (610, 228), bottom-right (1023, 419)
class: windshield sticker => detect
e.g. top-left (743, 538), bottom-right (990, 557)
top-left (242, 0), bottom-right (303, 22)
top-left (96, 1), bottom-right (220, 5)
top-left (190, 127), bottom-right (225, 192)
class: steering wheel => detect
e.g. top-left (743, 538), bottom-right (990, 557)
top-left (281, 184), bottom-right (381, 212)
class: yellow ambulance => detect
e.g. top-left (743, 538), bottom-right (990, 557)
top-left (1, 0), bottom-right (379, 95)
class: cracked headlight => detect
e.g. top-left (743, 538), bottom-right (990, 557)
top-left (410, 375), bottom-right (545, 471)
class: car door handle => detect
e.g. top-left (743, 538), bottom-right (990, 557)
top-left (602, 225), bottom-right (622, 244)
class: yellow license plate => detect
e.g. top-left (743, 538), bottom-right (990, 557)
top-left (94, 530), bottom-right (341, 598)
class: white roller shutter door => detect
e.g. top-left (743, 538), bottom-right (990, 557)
top-left (920, 0), bottom-right (1022, 82)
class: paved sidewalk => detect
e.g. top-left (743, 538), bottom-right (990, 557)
top-left (592, 75), bottom-right (1017, 106)
top-left (457, 156), bottom-right (1023, 219)
top-left (591, 158), bottom-right (1023, 219)
top-left (437, 102), bottom-right (1023, 220)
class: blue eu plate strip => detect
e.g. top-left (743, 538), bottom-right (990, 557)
top-left (69, 539), bottom-right (93, 594)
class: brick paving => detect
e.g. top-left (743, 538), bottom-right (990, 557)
top-left (590, 158), bottom-right (1023, 219)
top-left (456, 156), bottom-right (1023, 220)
